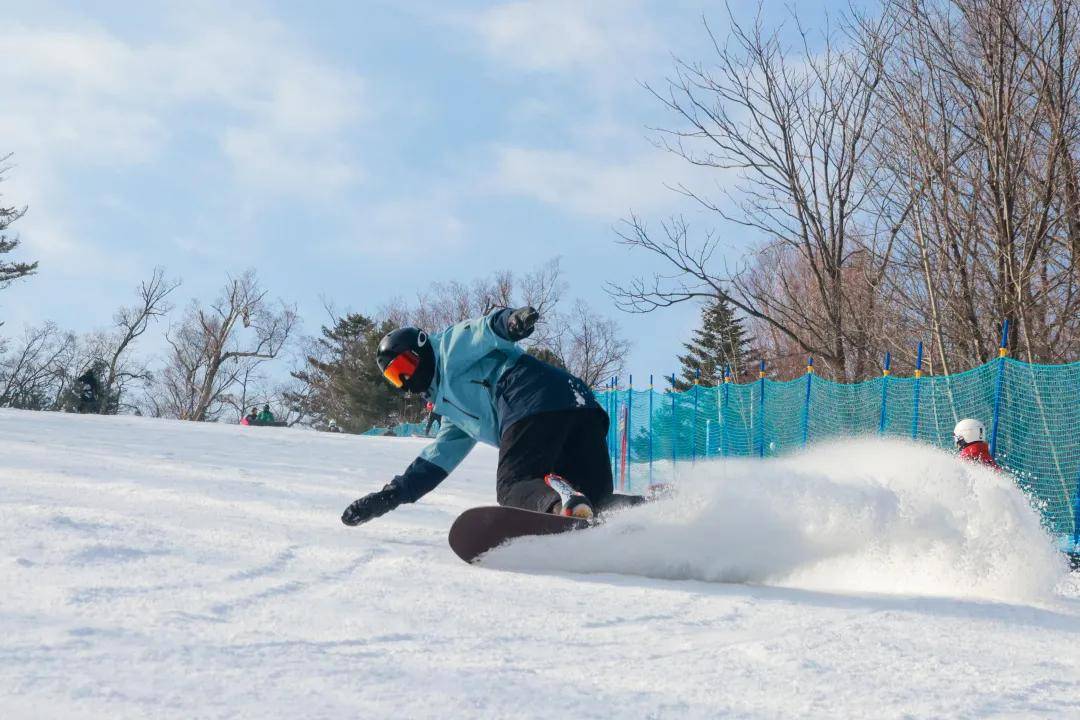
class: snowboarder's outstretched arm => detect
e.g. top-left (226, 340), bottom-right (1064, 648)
top-left (341, 418), bottom-right (477, 526)
top-left (491, 306), bottom-right (538, 342)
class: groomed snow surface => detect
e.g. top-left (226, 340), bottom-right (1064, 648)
top-left (2, 409), bottom-right (1079, 719)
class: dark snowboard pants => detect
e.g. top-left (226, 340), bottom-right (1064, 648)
top-left (497, 408), bottom-right (638, 513)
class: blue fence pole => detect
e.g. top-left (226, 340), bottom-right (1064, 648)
top-left (604, 378), bottom-right (610, 456)
top-left (609, 377), bottom-right (617, 471)
top-left (648, 375), bottom-right (654, 487)
top-left (802, 357), bottom-right (813, 447)
top-left (758, 360), bottom-right (767, 458)
top-left (692, 369), bottom-right (700, 464)
top-left (989, 319), bottom-right (1009, 459)
top-left (670, 373), bottom-right (677, 467)
top-left (1071, 481), bottom-right (1080, 557)
top-left (617, 375), bottom-right (626, 481)
top-left (721, 366), bottom-right (730, 458)
top-left (878, 352), bottom-right (891, 435)
top-left (604, 377), bottom-right (609, 458)
top-left (714, 382), bottom-right (722, 458)
top-left (911, 342), bottom-right (924, 440)
top-left (627, 374), bottom-right (633, 491)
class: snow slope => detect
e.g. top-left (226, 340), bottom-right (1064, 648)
top-left (2, 408), bottom-right (1079, 719)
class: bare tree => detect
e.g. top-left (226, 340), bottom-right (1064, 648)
top-left (865, 0), bottom-right (1080, 367)
top-left (0, 270), bottom-right (179, 414)
top-left (95, 267), bottom-right (181, 413)
top-left (515, 258), bottom-right (568, 350)
top-left (381, 258), bottom-right (631, 384)
top-left (0, 323), bottom-right (76, 409)
top-left (225, 363), bottom-right (266, 421)
top-left (384, 258), bottom-right (566, 335)
top-left (549, 300), bottom-right (631, 386)
top-left (609, 7), bottom-right (903, 380)
top-left (158, 271), bottom-right (297, 421)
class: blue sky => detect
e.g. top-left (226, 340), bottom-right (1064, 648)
top-left (1, 0), bottom-right (849, 378)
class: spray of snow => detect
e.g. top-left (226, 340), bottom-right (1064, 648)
top-left (484, 439), bottom-right (1067, 602)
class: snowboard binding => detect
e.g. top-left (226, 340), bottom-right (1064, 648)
top-left (544, 473), bottom-right (594, 519)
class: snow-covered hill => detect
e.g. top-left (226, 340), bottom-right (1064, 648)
top-left (2, 409), bottom-right (1078, 718)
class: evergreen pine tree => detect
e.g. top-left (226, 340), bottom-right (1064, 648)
top-left (289, 313), bottom-right (423, 433)
top-left (674, 297), bottom-right (750, 390)
top-left (60, 360), bottom-right (119, 414)
top-left (526, 345), bottom-right (567, 371)
top-left (1, 159), bottom-right (37, 307)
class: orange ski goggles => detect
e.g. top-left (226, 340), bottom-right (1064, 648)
top-left (382, 351), bottom-right (420, 389)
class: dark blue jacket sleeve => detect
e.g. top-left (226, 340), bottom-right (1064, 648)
top-left (489, 308), bottom-right (514, 341)
top-left (388, 457), bottom-right (448, 504)
top-left (489, 306), bottom-right (538, 342)
top-left (389, 418), bottom-right (477, 503)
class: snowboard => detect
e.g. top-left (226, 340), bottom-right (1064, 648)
top-left (448, 506), bottom-right (591, 564)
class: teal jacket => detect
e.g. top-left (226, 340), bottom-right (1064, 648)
top-left (388, 309), bottom-right (600, 502)
top-left (418, 310), bottom-right (524, 470)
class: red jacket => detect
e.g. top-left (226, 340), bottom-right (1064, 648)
top-left (960, 441), bottom-right (998, 469)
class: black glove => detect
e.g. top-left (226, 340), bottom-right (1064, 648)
top-left (341, 484), bottom-right (403, 526)
top-left (506, 306), bottom-right (539, 341)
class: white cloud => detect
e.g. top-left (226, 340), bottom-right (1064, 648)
top-left (222, 126), bottom-right (359, 201)
top-left (460, 2), bottom-right (724, 221)
top-left (145, 23), bottom-right (367, 198)
top-left (339, 197), bottom-right (468, 261)
top-left (0, 28), bottom-right (166, 166)
top-left (489, 144), bottom-right (718, 219)
top-left (0, 12), bottom-right (367, 273)
top-left (469, 0), bottom-right (660, 77)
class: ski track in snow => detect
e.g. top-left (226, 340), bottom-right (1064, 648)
top-left (1, 408), bottom-right (1079, 719)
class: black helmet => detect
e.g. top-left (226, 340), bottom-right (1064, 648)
top-left (376, 327), bottom-right (435, 393)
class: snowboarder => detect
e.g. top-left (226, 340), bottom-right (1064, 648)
top-left (257, 404), bottom-right (275, 425)
top-left (242, 407), bottom-right (259, 426)
top-left (953, 418), bottom-right (999, 469)
top-left (341, 306), bottom-right (638, 527)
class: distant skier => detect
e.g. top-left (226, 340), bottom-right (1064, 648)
top-left (423, 401), bottom-right (441, 437)
top-left (76, 369), bottom-right (100, 414)
top-left (242, 407), bottom-right (259, 426)
top-left (953, 418), bottom-right (999, 469)
top-left (257, 404), bottom-right (275, 426)
top-left (341, 307), bottom-right (639, 527)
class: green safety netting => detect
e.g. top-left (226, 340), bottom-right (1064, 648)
top-left (597, 357), bottom-right (1080, 548)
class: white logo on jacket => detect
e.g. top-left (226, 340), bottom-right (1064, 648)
top-left (569, 379), bottom-right (587, 407)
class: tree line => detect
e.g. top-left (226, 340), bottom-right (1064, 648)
top-left (2, 163), bottom-right (630, 429)
top-left (612, 0), bottom-right (1080, 381)
top-left (287, 259), bottom-right (631, 433)
top-left (11, 0), bottom-right (1077, 410)
top-left (0, 264), bottom-right (299, 421)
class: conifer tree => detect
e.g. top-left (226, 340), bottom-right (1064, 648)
top-left (1, 158), bottom-right (37, 304)
top-left (289, 313), bottom-right (423, 432)
top-left (675, 297), bottom-right (750, 389)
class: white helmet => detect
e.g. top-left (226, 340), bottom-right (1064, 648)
top-left (953, 418), bottom-right (986, 449)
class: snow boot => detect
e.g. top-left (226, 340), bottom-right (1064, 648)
top-left (544, 474), bottom-right (594, 519)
